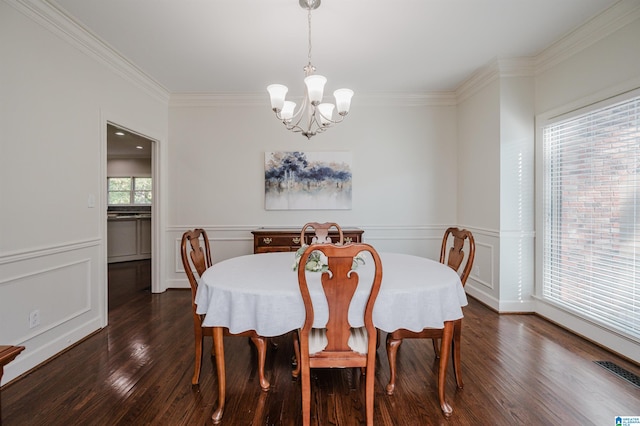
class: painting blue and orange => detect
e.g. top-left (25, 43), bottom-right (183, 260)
top-left (265, 151), bottom-right (352, 210)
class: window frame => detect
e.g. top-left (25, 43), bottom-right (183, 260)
top-left (535, 87), bottom-right (640, 344)
top-left (107, 176), bottom-right (152, 206)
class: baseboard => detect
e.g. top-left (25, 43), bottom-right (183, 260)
top-left (2, 317), bottom-right (103, 386)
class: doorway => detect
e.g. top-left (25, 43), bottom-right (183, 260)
top-left (106, 123), bottom-right (154, 311)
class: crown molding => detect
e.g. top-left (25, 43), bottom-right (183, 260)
top-left (455, 0), bottom-right (640, 103)
top-left (535, 0), bottom-right (640, 74)
top-left (169, 93), bottom-right (265, 108)
top-left (356, 92), bottom-right (458, 107)
top-left (456, 58), bottom-right (535, 103)
top-left (10, 0), bottom-right (637, 110)
top-left (169, 91), bottom-right (458, 108)
top-left (6, 0), bottom-right (170, 104)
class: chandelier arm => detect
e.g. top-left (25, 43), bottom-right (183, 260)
top-left (306, 110), bottom-right (321, 135)
top-left (315, 109), bottom-right (346, 125)
top-left (273, 90), bottom-right (310, 130)
top-left (277, 115), bottom-right (304, 134)
top-left (283, 124), bottom-right (304, 134)
top-left (273, 107), bottom-right (303, 133)
top-left (288, 95), bottom-right (311, 130)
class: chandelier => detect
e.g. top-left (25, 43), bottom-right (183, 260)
top-left (267, 0), bottom-right (353, 139)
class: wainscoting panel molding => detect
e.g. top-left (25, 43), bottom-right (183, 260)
top-left (0, 240), bottom-right (103, 385)
top-left (0, 259), bottom-right (91, 343)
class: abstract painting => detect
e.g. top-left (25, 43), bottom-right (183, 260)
top-left (265, 151), bottom-right (352, 210)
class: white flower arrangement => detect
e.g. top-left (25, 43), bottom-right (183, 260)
top-left (292, 244), bottom-right (366, 272)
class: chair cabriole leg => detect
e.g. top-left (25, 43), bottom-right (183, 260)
top-left (452, 319), bottom-right (463, 388)
top-left (385, 334), bottom-right (402, 395)
top-left (192, 327), bottom-right (203, 385)
top-left (438, 322), bottom-right (454, 417)
top-left (251, 336), bottom-right (270, 391)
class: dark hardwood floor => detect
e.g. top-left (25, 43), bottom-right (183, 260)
top-left (2, 260), bottom-right (639, 425)
top-left (107, 259), bottom-right (152, 311)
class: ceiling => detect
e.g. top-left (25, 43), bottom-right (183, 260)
top-left (107, 124), bottom-right (152, 159)
top-left (52, 0), bottom-right (619, 96)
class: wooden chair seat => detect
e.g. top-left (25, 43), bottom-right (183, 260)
top-left (308, 327), bottom-right (369, 355)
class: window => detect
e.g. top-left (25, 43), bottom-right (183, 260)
top-left (541, 92), bottom-right (639, 341)
top-left (108, 177), bottom-right (152, 205)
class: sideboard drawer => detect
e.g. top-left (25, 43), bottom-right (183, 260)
top-left (252, 228), bottom-right (364, 254)
top-left (257, 235), bottom-right (303, 248)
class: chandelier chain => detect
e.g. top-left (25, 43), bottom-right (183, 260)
top-left (307, 4), bottom-right (314, 72)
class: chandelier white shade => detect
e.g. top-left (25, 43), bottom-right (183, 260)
top-left (267, 0), bottom-right (353, 139)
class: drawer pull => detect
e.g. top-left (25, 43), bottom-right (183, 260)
top-left (292, 237), bottom-right (300, 244)
top-left (263, 237), bottom-right (272, 245)
top-left (345, 237), bottom-right (353, 243)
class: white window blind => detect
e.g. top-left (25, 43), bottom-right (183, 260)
top-left (542, 93), bottom-right (639, 341)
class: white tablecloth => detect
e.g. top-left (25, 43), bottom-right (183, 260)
top-left (195, 251), bottom-right (467, 337)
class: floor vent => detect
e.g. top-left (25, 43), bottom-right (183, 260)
top-left (595, 361), bottom-right (640, 388)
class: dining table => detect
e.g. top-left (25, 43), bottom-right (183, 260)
top-left (194, 250), bottom-right (467, 423)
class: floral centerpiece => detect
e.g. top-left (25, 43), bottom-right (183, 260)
top-left (292, 244), bottom-right (366, 272)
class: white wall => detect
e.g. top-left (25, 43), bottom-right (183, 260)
top-left (535, 8), bottom-right (640, 115)
top-left (456, 71), bottom-right (536, 312)
top-left (498, 75), bottom-right (535, 311)
top-left (107, 158), bottom-right (152, 177)
top-left (165, 97), bottom-right (460, 286)
top-left (457, 79), bottom-right (501, 231)
top-left (456, 77), bottom-right (502, 306)
top-left (0, 0), bottom-right (168, 384)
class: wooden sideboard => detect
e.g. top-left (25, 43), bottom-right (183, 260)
top-left (252, 228), bottom-right (364, 254)
top-left (1, 345), bottom-right (25, 418)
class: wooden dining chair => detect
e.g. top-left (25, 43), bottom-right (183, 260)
top-left (300, 222), bottom-right (344, 245)
top-left (180, 229), bottom-right (269, 390)
top-left (434, 227), bottom-right (475, 355)
top-left (385, 227), bottom-right (475, 394)
top-left (293, 243), bottom-right (383, 426)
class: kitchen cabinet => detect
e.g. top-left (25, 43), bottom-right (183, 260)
top-left (107, 216), bottom-right (151, 263)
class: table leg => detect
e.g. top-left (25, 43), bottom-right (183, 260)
top-left (212, 327), bottom-right (225, 424)
top-left (438, 321), bottom-right (454, 417)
